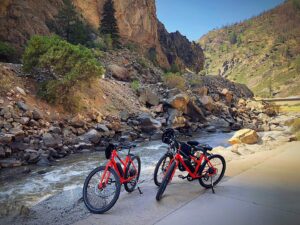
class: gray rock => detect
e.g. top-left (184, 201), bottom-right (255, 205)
top-left (42, 133), bottom-right (61, 148)
top-left (205, 126), bottom-right (217, 133)
top-left (16, 101), bottom-right (29, 111)
top-left (107, 64), bottom-right (131, 81)
top-left (138, 88), bottom-right (160, 106)
top-left (49, 126), bottom-right (61, 134)
top-left (20, 117), bottom-right (30, 125)
top-left (32, 109), bottom-right (43, 120)
top-left (81, 129), bottom-right (101, 144)
top-left (94, 124), bottom-right (109, 132)
top-left (137, 114), bottom-right (162, 134)
top-left (120, 111), bottom-right (130, 122)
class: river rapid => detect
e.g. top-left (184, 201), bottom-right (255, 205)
top-left (0, 131), bottom-right (233, 216)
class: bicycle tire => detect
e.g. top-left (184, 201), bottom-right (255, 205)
top-left (156, 160), bottom-right (176, 201)
top-left (124, 155), bottom-right (141, 193)
top-left (198, 154), bottom-right (226, 188)
top-left (83, 166), bottom-right (121, 214)
top-left (154, 154), bottom-right (173, 187)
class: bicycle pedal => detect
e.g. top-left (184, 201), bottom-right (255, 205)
top-left (178, 175), bottom-right (187, 179)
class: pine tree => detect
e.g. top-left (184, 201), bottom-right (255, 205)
top-left (48, 0), bottom-right (91, 45)
top-left (99, 0), bottom-right (120, 47)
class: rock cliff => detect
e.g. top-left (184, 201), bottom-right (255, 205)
top-left (0, 0), bottom-right (203, 71)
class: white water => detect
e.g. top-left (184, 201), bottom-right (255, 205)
top-left (0, 131), bottom-right (233, 216)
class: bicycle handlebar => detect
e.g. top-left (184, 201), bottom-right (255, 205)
top-left (117, 144), bottom-right (136, 150)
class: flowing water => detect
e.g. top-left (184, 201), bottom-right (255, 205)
top-left (0, 131), bottom-right (233, 216)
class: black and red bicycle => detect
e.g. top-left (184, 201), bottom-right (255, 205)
top-left (155, 129), bottom-right (226, 201)
top-left (83, 143), bottom-right (141, 213)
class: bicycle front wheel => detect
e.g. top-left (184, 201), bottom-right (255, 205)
top-left (156, 160), bottom-right (176, 201)
top-left (154, 154), bottom-right (173, 187)
top-left (83, 166), bottom-right (121, 214)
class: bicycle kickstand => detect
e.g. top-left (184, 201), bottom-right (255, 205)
top-left (137, 186), bottom-right (143, 195)
top-left (211, 176), bottom-right (215, 194)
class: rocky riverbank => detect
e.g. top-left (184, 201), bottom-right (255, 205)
top-left (0, 62), bottom-right (282, 170)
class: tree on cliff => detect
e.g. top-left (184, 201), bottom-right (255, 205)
top-left (99, 0), bottom-right (120, 47)
top-left (47, 0), bottom-right (92, 45)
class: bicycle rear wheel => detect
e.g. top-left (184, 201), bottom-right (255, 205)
top-left (154, 154), bottom-right (172, 187)
top-left (124, 155), bottom-right (141, 193)
top-left (198, 154), bottom-right (226, 188)
top-left (156, 160), bottom-right (176, 201)
top-left (83, 166), bottom-right (121, 214)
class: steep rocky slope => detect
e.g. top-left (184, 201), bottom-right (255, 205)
top-left (199, 0), bottom-right (300, 97)
top-left (0, 62), bottom-right (278, 169)
top-left (0, 0), bottom-right (203, 71)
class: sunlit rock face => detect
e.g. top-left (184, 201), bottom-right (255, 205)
top-left (0, 0), bottom-right (203, 70)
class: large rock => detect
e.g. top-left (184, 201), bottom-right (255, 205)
top-left (168, 94), bottom-right (189, 112)
top-left (229, 129), bottom-right (259, 145)
top-left (199, 95), bottom-right (215, 111)
top-left (167, 109), bottom-right (186, 128)
top-left (42, 133), bottom-right (61, 148)
top-left (107, 64), bottom-right (130, 81)
top-left (81, 129), bottom-right (102, 144)
top-left (137, 114), bottom-right (162, 133)
top-left (186, 100), bottom-right (206, 122)
top-left (138, 88), bottom-right (160, 106)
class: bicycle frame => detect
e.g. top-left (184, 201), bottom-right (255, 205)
top-left (168, 148), bottom-right (217, 182)
top-left (98, 149), bottom-right (138, 189)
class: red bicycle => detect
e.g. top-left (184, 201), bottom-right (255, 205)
top-left (156, 129), bottom-right (226, 201)
top-left (83, 143), bottom-right (141, 213)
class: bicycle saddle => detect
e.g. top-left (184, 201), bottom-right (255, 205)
top-left (187, 141), bottom-right (213, 151)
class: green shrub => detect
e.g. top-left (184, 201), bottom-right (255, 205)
top-left (0, 41), bottom-right (15, 62)
top-left (23, 35), bottom-right (104, 112)
top-left (163, 72), bottom-right (186, 90)
top-left (94, 35), bottom-right (113, 51)
top-left (130, 80), bottom-right (140, 91)
top-left (137, 57), bottom-right (148, 68)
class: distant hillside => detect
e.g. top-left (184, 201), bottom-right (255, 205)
top-left (199, 0), bottom-right (300, 97)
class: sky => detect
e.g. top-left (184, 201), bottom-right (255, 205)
top-left (156, 0), bottom-right (285, 41)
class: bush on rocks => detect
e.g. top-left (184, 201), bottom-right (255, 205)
top-left (23, 35), bottom-right (105, 112)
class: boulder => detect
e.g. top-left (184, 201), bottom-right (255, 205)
top-left (70, 115), bottom-right (85, 128)
top-left (137, 114), bottom-right (162, 133)
top-left (16, 101), bottom-right (29, 111)
top-left (167, 109), bottom-right (186, 128)
top-left (186, 100), bottom-right (206, 122)
top-left (32, 109), bottom-right (43, 120)
top-left (229, 129), bottom-right (259, 145)
top-left (119, 111), bottom-right (130, 122)
top-left (94, 124), bottom-right (109, 132)
top-left (107, 64), bottom-right (130, 81)
top-left (138, 88), bottom-right (160, 106)
top-left (42, 133), bottom-right (61, 148)
top-left (199, 95), bottom-right (215, 111)
top-left (168, 94), bottom-right (189, 112)
top-left (81, 129), bottom-right (102, 144)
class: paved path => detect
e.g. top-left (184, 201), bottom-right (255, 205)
top-left (76, 142), bottom-right (300, 225)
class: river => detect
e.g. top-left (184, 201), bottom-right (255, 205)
top-left (0, 131), bottom-right (233, 216)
